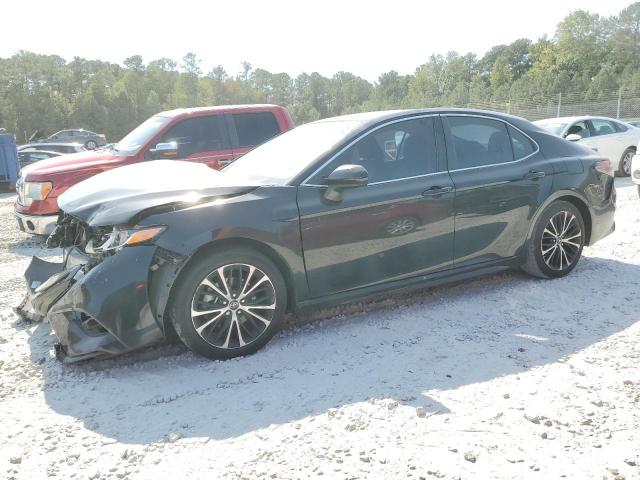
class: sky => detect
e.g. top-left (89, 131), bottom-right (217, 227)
top-left (0, 0), bottom-right (634, 80)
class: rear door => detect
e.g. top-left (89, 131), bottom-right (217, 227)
top-left (154, 115), bottom-right (233, 169)
top-left (227, 111), bottom-right (282, 165)
top-left (588, 119), bottom-right (624, 162)
top-left (297, 115), bottom-right (455, 297)
top-left (443, 115), bottom-right (554, 267)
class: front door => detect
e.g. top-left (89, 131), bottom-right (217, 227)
top-left (442, 115), bottom-right (554, 266)
top-left (297, 116), bottom-right (455, 297)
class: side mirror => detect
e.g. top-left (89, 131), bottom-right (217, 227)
top-left (323, 164), bottom-right (369, 187)
top-left (322, 164), bottom-right (368, 202)
top-left (565, 134), bottom-right (582, 142)
top-left (149, 141), bottom-right (178, 159)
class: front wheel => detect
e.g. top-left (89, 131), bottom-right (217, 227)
top-left (522, 201), bottom-right (585, 279)
top-left (85, 140), bottom-right (97, 150)
top-left (169, 248), bottom-right (287, 360)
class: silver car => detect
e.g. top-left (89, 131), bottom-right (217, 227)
top-left (534, 116), bottom-right (639, 176)
top-left (46, 129), bottom-right (107, 150)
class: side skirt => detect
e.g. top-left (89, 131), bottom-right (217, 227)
top-left (295, 256), bottom-right (521, 313)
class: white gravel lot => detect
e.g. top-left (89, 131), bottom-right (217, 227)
top-left (0, 179), bottom-right (639, 480)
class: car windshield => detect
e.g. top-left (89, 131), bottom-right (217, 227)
top-left (223, 120), bottom-right (362, 184)
top-left (115, 115), bottom-right (172, 155)
top-left (535, 121), bottom-right (568, 136)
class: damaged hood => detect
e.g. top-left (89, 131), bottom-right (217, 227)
top-left (58, 160), bottom-right (258, 226)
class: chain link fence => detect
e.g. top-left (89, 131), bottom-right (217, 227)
top-left (461, 89), bottom-right (640, 122)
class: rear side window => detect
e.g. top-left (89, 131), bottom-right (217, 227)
top-left (233, 112), bottom-right (280, 148)
top-left (613, 121), bottom-right (628, 133)
top-left (445, 116), bottom-right (514, 169)
top-left (508, 126), bottom-right (536, 160)
top-left (159, 115), bottom-right (227, 157)
top-left (589, 119), bottom-right (617, 137)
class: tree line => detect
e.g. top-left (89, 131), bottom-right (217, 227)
top-left (1, 3), bottom-right (639, 143)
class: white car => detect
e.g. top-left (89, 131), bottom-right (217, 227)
top-left (631, 149), bottom-right (640, 198)
top-left (534, 116), bottom-right (640, 177)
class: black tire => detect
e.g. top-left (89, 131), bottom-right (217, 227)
top-left (168, 247), bottom-right (287, 360)
top-left (85, 140), bottom-right (97, 150)
top-left (616, 147), bottom-right (635, 177)
top-left (522, 200), bottom-right (585, 279)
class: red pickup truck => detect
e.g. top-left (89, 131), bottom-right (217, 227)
top-left (15, 104), bottom-right (294, 235)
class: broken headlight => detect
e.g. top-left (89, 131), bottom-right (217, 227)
top-left (91, 226), bottom-right (165, 253)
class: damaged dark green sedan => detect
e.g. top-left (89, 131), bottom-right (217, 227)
top-left (17, 109), bottom-right (616, 362)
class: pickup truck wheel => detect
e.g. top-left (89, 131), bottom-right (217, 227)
top-left (522, 201), bottom-right (585, 279)
top-left (169, 248), bottom-right (287, 360)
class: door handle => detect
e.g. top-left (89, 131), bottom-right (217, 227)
top-left (422, 186), bottom-right (453, 197)
top-left (524, 170), bottom-right (546, 180)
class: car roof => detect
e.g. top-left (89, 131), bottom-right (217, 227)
top-left (534, 115), bottom-right (625, 124)
top-left (19, 149), bottom-right (62, 155)
top-left (311, 107), bottom-right (532, 131)
top-left (21, 142), bottom-right (84, 147)
top-left (156, 104), bottom-right (286, 118)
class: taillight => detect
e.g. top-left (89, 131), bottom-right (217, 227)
top-left (595, 159), bottom-right (613, 176)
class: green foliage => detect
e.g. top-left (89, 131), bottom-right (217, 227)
top-left (1, 3), bottom-right (639, 142)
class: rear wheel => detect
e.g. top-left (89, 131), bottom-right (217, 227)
top-left (169, 248), bottom-right (287, 360)
top-left (617, 147), bottom-right (635, 177)
top-left (85, 140), bottom-right (97, 150)
top-left (522, 201), bottom-right (585, 279)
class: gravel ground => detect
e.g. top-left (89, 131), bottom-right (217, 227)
top-left (0, 179), bottom-right (639, 480)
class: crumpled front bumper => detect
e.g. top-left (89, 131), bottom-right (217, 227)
top-left (17, 245), bottom-right (169, 363)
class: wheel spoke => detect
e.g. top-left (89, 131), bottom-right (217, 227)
top-left (195, 310), bottom-right (225, 334)
top-left (191, 306), bottom-right (226, 317)
top-left (239, 276), bottom-right (270, 300)
top-left (217, 267), bottom-right (231, 297)
top-left (201, 278), bottom-right (228, 300)
top-left (233, 311), bottom-right (246, 347)
top-left (563, 232), bottom-right (582, 241)
top-left (561, 239), bottom-right (581, 248)
top-left (239, 265), bottom-right (256, 297)
top-left (241, 307), bottom-right (272, 327)
top-left (542, 244), bottom-right (557, 256)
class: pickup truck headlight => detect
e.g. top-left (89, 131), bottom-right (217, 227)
top-left (19, 181), bottom-right (53, 206)
top-left (94, 226), bottom-right (165, 252)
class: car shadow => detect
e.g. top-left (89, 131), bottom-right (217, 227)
top-left (20, 255), bottom-right (640, 445)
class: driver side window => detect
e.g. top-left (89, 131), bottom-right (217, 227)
top-left (157, 115), bottom-right (227, 158)
top-left (312, 117), bottom-right (438, 184)
top-left (566, 121), bottom-right (591, 139)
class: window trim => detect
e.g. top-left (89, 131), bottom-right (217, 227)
top-left (301, 114), bottom-right (441, 187)
top-left (442, 114), bottom-right (540, 173)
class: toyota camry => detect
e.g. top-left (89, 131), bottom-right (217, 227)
top-left (17, 109), bottom-right (616, 362)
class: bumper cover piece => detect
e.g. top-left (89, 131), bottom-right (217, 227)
top-left (15, 212), bottom-right (58, 235)
top-left (16, 245), bottom-right (167, 362)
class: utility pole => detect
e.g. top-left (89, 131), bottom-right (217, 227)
top-left (557, 93), bottom-right (562, 118)
top-left (616, 88), bottom-right (622, 119)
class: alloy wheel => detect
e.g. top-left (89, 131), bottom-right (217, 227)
top-left (623, 151), bottom-right (633, 175)
top-left (191, 263), bottom-right (276, 349)
top-left (540, 211), bottom-right (583, 271)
